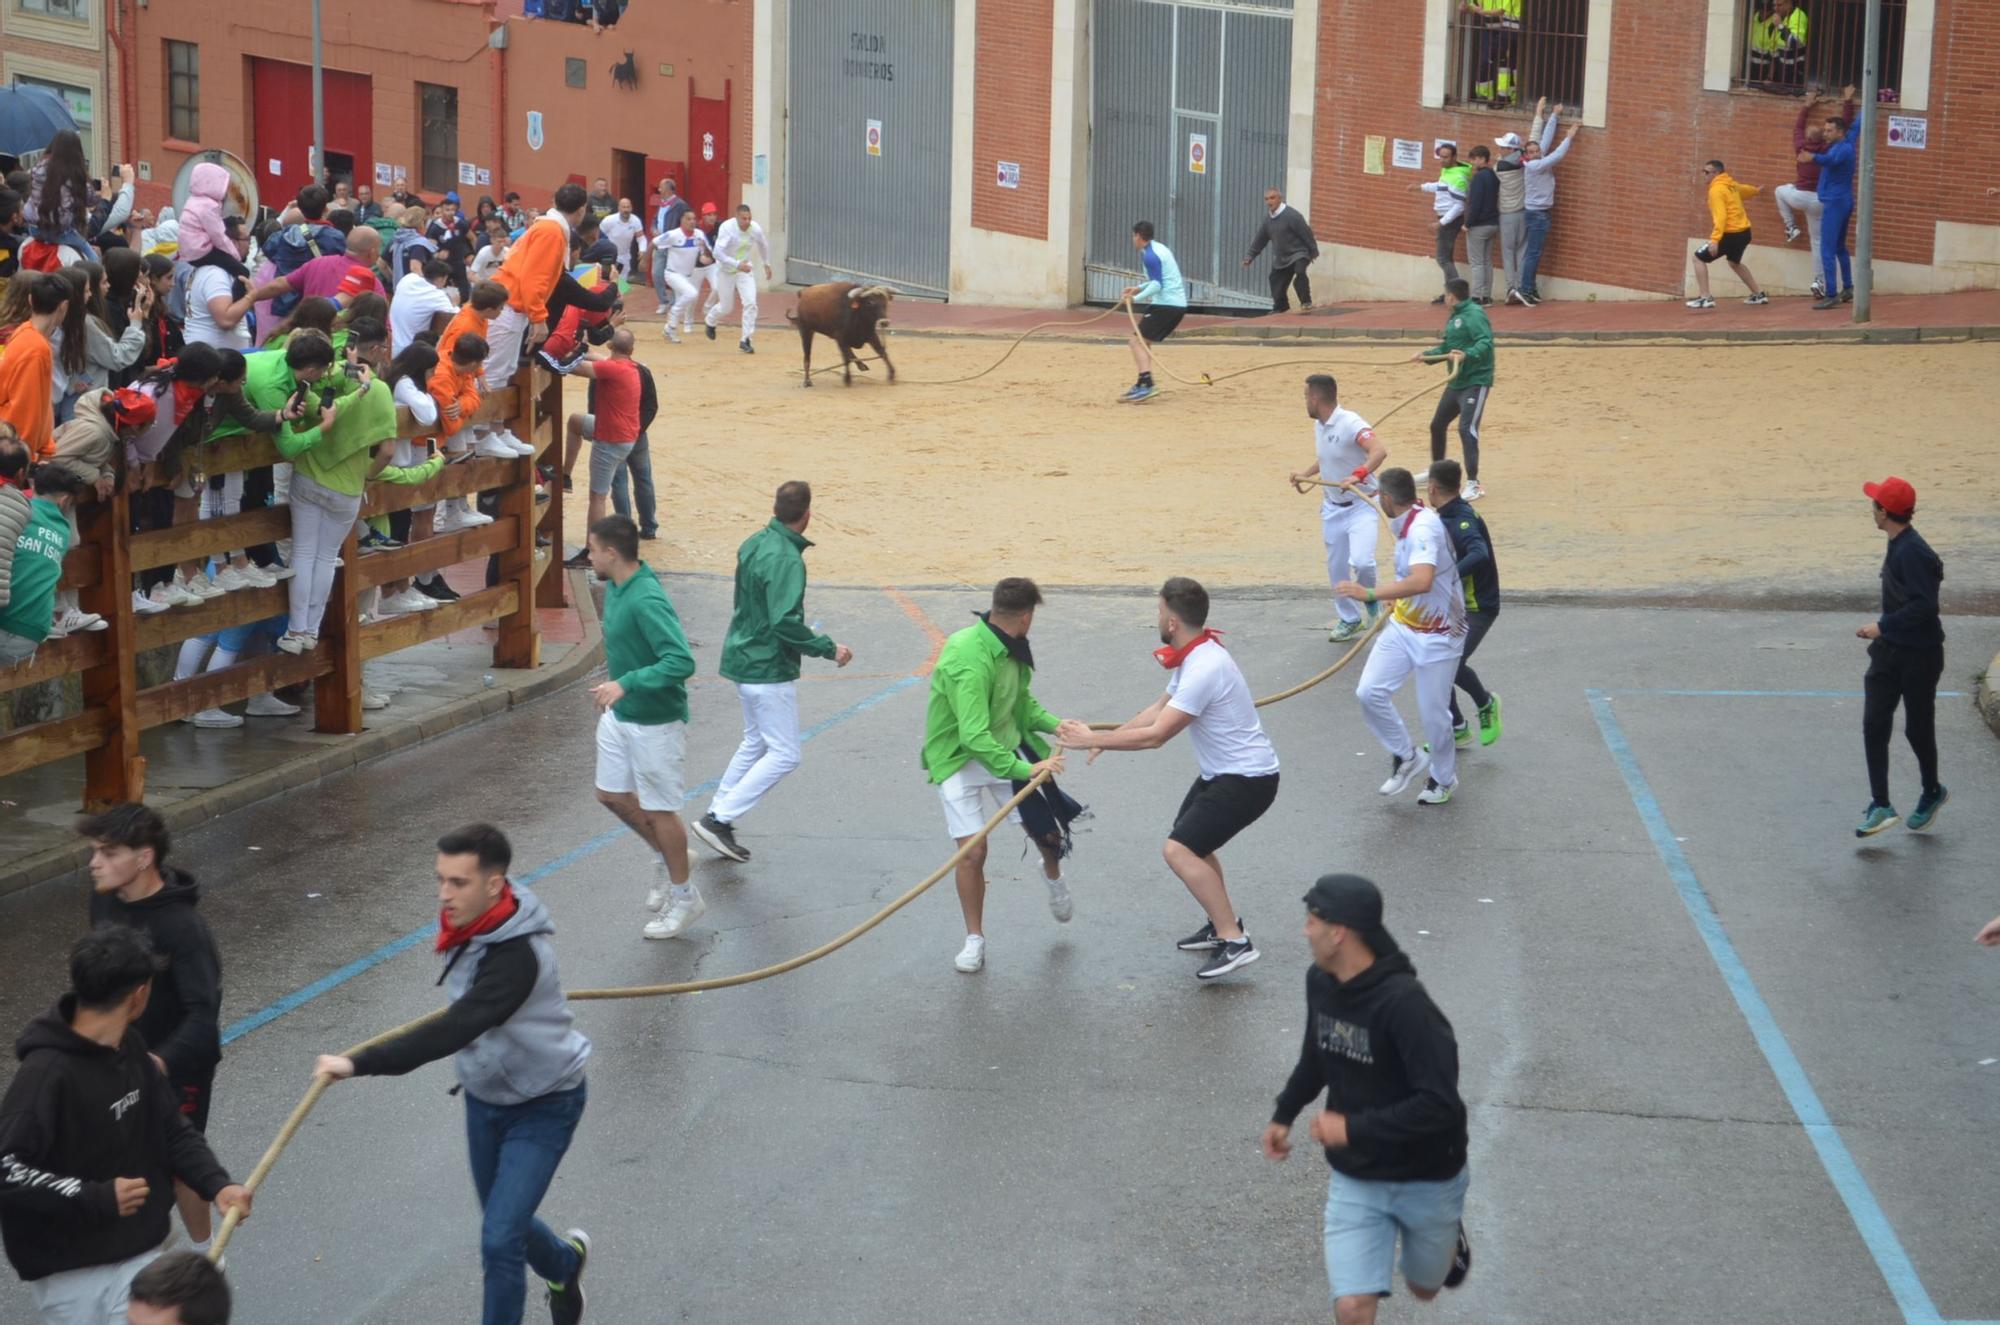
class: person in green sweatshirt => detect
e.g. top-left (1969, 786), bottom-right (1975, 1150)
top-left (586, 514), bottom-right (702, 941)
top-left (0, 464), bottom-right (86, 665)
top-left (922, 577), bottom-right (1072, 974)
top-left (1412, 279), bottom-right (1495, 501)
top-left (690, 480), bottom-right (853, 865)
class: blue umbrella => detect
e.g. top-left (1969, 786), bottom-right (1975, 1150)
top-left (0, 85), bottom-right (79, 159)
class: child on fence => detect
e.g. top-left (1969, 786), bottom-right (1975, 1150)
top-left (40, 386), bottom-right (157, 637)
top-left (0, 464), bottom-right (87, 665)
top-left (431, 331), bottom-right (491, 542)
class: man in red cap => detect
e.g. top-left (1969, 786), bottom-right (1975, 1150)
top-left (1855, 475), bottom-right (1947, 836)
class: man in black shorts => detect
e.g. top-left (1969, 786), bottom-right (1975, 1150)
top-left (1117, 221), bottom-right (1190, 402)
top-left (1060, 577), bottom-right (1278, 979)
top-left (81, 804), bottom-right (224, 1256)
top-left (1685, 159), bottom-right (1767, 309)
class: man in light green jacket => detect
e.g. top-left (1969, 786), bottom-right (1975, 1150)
top-left (692, 480), bottom-right (852, 864)
top-left (921, 577), bottom-right (1070, 974)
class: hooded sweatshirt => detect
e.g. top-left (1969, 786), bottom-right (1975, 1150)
top-left (175, 162), bottom-right (239, 265)
top-left (1271, 953), bottom-right (1468, 1182)
top-left (87, 870), bottom-right (223, 1084)
top-left (1706, 172), bottom-right (1760, 245)
top-left (0, 998), bottom-right (232, 1281)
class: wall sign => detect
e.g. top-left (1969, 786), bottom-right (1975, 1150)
top-left (996, 160), bottom-right (1021, 189)
top-left (1187, 133), bottom-right (1207, 175)
top-left (526, 111), bottom-right (545, 152)
top-left (1392, 139), bottom-right (1424, 170)
top-left (1886, 115), bottom-right (1927, 149)
top-left (374, 161), bottom-right (393, 185)
top-left (866, 119), bottom-right (883, 157)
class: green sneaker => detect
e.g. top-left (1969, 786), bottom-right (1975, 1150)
top-left (1329, 618), bottom-right (1367, 643)
top-left (1854, 803), bottom-right (1901, 838)
top-left (1453, 722), bottom-right (1473, 748)
top-left (547, 1228), bottom-right (590, 1325)
top-left (1906, 786), bottom-right (1948, 832)
top-left (1477, 694), bottom-right (1502, 746)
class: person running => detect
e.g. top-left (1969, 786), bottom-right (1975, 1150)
top-left (1341, 467), bottom-right (1466, 806)
top-left (1411, 280), bottom-right (1493, 501)
top-left (691, 481), bottom-right (853, 864)
top-left (0, 927), bottom-right (250, 1324)
top-left (1261, 873), bottom-right (1472, 1325)
top-left (1058, 576), bottom-right (1277, 980)
top-left (1423, 461), bottom-right (1502, 752)
top-left (921, 578), bottom-right (1074, 974)
top-left (703, 203), bottom-right (771, 354)
top-left (313, 824), bottom-right (592, 1325)
top-left (78, 804), bottom-right (224, 1260)
top-left (1291, 374), bottom-right (1388, 645)
top-left (1855, 475), bottom-right (1947, 837)
top-left (1118, 220), bottom-right (1187, 403)
top-left (584, 514), bottom-right (701, 937)
top-left (654, 209), bottom-right (712, 344)
top-left (1685, 160), bottom-right (1768, 310)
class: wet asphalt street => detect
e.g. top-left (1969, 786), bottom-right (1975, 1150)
top-left (3, 580), bottom-right (1998, 1325)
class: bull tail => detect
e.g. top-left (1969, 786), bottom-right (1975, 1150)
top-left (785, 308), bottom-right (800, 325)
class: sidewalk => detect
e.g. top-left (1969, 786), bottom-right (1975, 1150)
top-left (0, 568), bottom-right (603, 898)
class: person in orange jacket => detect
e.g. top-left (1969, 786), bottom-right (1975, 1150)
top-left (1686, 160), bottom-right (1767, 310)
top-left (0, 273), bottom-right (68, 457)
top-left (472, 183), bottom-right (589, 461)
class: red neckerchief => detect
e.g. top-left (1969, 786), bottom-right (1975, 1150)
top-left (170, 380), bottom-right (205, 424)
top-left (435, 883), bottom-right (519, 953)
top-left (1397, 502), bottom-right (1426, 539)
top-left (1154, 628), bottom-right (1225, 670)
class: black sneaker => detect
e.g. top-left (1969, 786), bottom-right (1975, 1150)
top-left (691, 813), bottom-right (751, 862)
top-left (1430, 294), bottom-right (1447, 305)
top-left (547, 1228), bottom-right (589, 1325)
top-left (639, 528), bottom-right (659, 541)
top-left (1444, 1223), bottom-right (1472, 1289)
top-left (564, 549), bottom-right (591, 569)
top-left (705, 323), bottom-right (717, 341)
top-left (739, 339), bottom-right (755, 355)
top-left (1176, 918), bottom-right (1244, 952)
top-left (418, 577), bottom-right (461, 602)
top-left (1196, 935), bottom-right (1259, 980)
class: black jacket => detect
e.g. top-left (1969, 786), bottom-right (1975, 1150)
top-left (1876, 527), bottom-right (1944, 648)
top-left (0, 999), bottom-right (232, 1281)
top-left (1464, 167), bottom-right (1500, 228)
top-left (1272, 954), bottom-right (1468, 1182)
top-left (88, 870), bottom-right (223, 1084)
top-left (1436, 496), bottom-right (1499, 614)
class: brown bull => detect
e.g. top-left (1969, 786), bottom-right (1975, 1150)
top-left (786, 281), bottom-right (897, 387)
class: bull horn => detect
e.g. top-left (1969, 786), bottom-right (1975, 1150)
top-left (857, 285), bottom-right (896, 301)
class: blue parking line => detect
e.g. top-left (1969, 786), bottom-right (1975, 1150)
top-left (220, 675), bottom-right (922, 1047)
top-left (1599, 689), bottom-right (1965, 699)
top-left (1587, 689), bottom-right (1943, 1325)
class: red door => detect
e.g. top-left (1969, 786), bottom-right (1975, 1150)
top-left (251, 60), bottom-right (373, 209)
top-left (686, 79), bottom-right (731, 214)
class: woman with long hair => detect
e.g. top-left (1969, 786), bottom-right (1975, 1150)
top-left (68, 260), bottom-right (149, 404)
top-left (50, 266), bottom-right (90, 422)
top-left (20, 130), bottom-right (97, 258)
top-left (118, 344), bottom-right (229, 612)
top-left (136, 253), bottom-right (184, 366)
top-left (369, 342), bottom-right (442, 609)
top-left (262, 294), bottom-right (338, 350)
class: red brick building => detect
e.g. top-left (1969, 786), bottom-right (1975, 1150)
top-left (3, 0), bottom-right (125, 179)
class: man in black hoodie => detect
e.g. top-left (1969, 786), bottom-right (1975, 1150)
top-left (81, 804), bottom-right (225, 1258)
top-left (1261, 874), bottom-right (1470, 1324)
top-left (0, 926), bottom-right (249, 1321)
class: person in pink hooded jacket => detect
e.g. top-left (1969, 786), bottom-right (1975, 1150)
top-left (176, 161), bottom-right (249, 281)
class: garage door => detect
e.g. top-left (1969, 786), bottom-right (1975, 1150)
top-left (787, 0), bottom-right (954, 297)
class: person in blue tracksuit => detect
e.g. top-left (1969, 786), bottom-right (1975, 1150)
top-left (1118, 220), bottom-right (1188, 403)
top-left (1805, 111), bottom-right (1861, 308)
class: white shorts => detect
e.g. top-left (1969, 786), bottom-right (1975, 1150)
top-left (595, 710), bottom-right (687, 812)
top-left (27, 1245), bottom-right (161, 1321)
top-left (937, 762), bottom-right (1023, 840)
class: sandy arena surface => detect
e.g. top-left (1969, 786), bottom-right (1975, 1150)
top-left (559, 332), bottom-right (1998, 599)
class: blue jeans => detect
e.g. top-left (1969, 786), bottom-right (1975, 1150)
top-left (1518, 209), bottom-right (1552, 297)
top-left (610, 431), bottom-right (657, 535)
top-left (465, 1082), bottom-right (587, 1325)
top-left (1820, 198), bottom-right (1855, 295)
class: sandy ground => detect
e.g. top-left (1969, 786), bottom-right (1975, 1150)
top-left (558, 331), bottom-right (1999, 599)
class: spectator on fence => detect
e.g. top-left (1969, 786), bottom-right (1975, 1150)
top-left (0, 271), bottom-right (67, 456)
top-left (1461, 146), bottom-right (1500, 306)
top-left (134, 254), bottom-right (184, 367)
top-left (1777, 86), bottom-right (1855, 301)
top-left (650, 178), bottom-right (690, 315)
top-left (1414, 144), bottom-right (1471, 302)
top-left (281, 225), bottom-right (382, 308)
top-left (609, 354), bottom-right (659, 542)
top-left (600, 198), bottom-right (646, 280)
top-left (1515, 109), bottom-right (1580, 307)
top-left (1806, 105), bottom-right (1861, 309)
top-left (200, 349), bottom-right (290, 594)
top-left (115, 347), bottom-right (237, 609)
top-left (1749, 0), bottom-right (1809, 91)
top-left (1686, 160), bottom-right (1768, 310)
top-left (427, 332), bottom-right (493, 544)
top-left (392, 259), bottom-right (461, 357)
top-left (100, 249), bottom-right (144, 387)
top-left (1242, 187), bottom-right (1319, 314)
top-left (61, 261), bottom-right (149, 410)
top-left (472, 219), bottom-right (510, 283)
top-left (48, 266), bottom-right (91, 422)
top-left (471, 181), bottom-right (591, 465)
top-left (0, 424), bottom-right (31, 627)
top-left (0, 461), bottom-right (88, 661)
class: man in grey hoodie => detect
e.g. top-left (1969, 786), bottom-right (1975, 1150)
top-left (314, 824), bottom-right (594, 1325)
top-left (1490, 98), bottom-right (1553, 306)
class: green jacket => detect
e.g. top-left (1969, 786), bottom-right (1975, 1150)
top-left (921, 620), bottom-right (1058, 784)
top-left (276, 377), bottom-right (399, 497)
top-left (603, 562), bottom-right (695, 725)
top-left (718, 518), bottom-right (835, 685)
top-left (206, 350), bottom-right (357, 444)
top-left (0, 498), bottom-right (71, 644)
top-left (1426, 299), bottom-right (1494, 389)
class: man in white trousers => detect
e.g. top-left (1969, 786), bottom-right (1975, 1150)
top-left (469, 181), bottom-right (589, 466)
top-left (655, 210), bottom-right (713, 344)
top-left (1339, 467), bottom-right (1467, 806)
top-left (1290, 374), bottom-right (1388, 645)
top-left (704, 202), bottom-right (773, 354)
top-left (692, 481), bottom-right (852, 862)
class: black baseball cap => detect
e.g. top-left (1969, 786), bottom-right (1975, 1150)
top-left (1303, 873), bottom-right (1401, 955)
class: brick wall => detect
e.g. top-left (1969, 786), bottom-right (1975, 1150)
top-left (970, 0), bottom-right (1053, 239)
top-left (0, 8), bottom-right (118, 178)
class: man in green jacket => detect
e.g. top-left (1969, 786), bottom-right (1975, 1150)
top-left (586, 514), bottom-right (703, 939)
top-left (0, 464), bottom-right (84, 665)
top-left (922, 577), bottom-right (1070, 974)
top-left (692, 480), bottom-right (852, 864)
top-left (1413, 279), bottom-right (1495, 502)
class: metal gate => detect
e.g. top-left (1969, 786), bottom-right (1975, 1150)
top-left (1087, 0), bottom-right (1295, 309)
top-left (787, 0), bottom-right (953, 297)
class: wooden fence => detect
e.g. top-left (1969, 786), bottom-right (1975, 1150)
top-left (0, 370), bottom-right (569, 808)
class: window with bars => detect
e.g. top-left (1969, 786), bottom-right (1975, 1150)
top-left (166, 41), bottom-right (199, 142)
top-left (419, 82), bottom-right (459, 195)
top-left (1734, 0), bottom-right (1906, 100)
top-left (16, 0), bottom-right (89, 19)
top-left (1444, 0), bottom-right (1588, 113)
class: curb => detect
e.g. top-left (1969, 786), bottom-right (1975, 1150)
top-left (1978, 649), bottom-right (2000, 741)
top-left (0, 572), bottom-right (605, 900)
top-left (883, 320), bottom-right (1997, 349)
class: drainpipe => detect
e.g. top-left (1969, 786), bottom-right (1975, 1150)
top-left (489, 10), bottom-right (507, 198)
top-left (115, 0), bottom-right (139, 178)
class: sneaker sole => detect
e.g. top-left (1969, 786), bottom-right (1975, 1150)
top-left (1196, 947), bottom-right (1260, 980)
top-left (954, 954), bottom-right (985, 973)
top-left (1855, 817), bottom-right (1901, 838)
top-left (1381, 751), bottom-right (1431, 796)
top-left (1177, 938), bottom-right (1224, 952)
top-left (690, 819), bottom-right (750, 863)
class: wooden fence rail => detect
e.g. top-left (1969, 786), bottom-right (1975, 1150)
top-left (0, 370), bottom-right (569, 806)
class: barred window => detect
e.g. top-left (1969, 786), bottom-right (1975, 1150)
top-left (1445, 0), bottom-right (1587, 113)
top-left (1734, 0), bottom-right (1907, 100)
top-left (17, 0), bottom-right (88, 19)
top-left (167, 41), bottom-right (199, 142)
top-left (419, 82), bottom-right (458, 195)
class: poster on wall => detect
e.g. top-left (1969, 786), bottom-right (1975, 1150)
top-left (1187, 133), bottom-right (1208, 174)
top-left (477, 167), bottom-right (493, 186)
top-left (1886, 116), bottom-right (1927, 149)
top-left (458, 162), bottom-right (477, 185)
top-left (1392, 139), bottom-right (1424, 170)
top-left (526, 111), bottom-right (545, 152)
top-left (866, 119), bottom-right (883, 157)
top-left (996, 160), bottom-right (1021, 189)
top-left (374, 161), bottom-right (393, 186)
top-left (1363, 136), bottom-right (1386, 174)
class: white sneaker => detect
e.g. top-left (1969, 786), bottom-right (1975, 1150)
top-left (1685, 296), bottom-right (1716, 309)
top-left (132, 589), bottom-right (169, 615)
top-left (475, 433), bottom-right (523, 459)
top-left (954, 935), bottom-right (987, 973)
top-left (211, 565), bottom-right (255, 592)
top-left (1379, 748), bottom-right (1431, 796)
top-left (643, 889), bottom-right (707, 939)
top-left (58, 607), bottom-right (108, 633)
top-left (496, 429), bottom-right (533, 454)
top-left (185, 707), bottom-right (244, 729)
top-left (645, 862), bottom-right (670, 914)
top-left (43, 615), bottom-right (69, 639)
top-left (265, 563), bottom-right (297, 582)
top-left (238, 563), bottom-right (278, 588)
top-left (383, 589), bottom-right (436, 614)
top-left (443, 500), bottom-right (494, 528)
top-left (1046, 874), bottom-right (1073, 923)
top-left (152, 581), bottom-right (200, 609)
top-left (275, 631), bottom-right (315, 655)
top-left (663, 326), bottom-right (682, 344)
top-left (361, 691), bottom-right (391, 711)
top-left (1463, 479), bottom-right (1486, 502)
top-left (505, 435), bottom-right (537, 457)
top-left (653, 303), bottom-right (667, 316)
top-left (178, 571), bottom-right (226, 601)
top-left (246, 692), bottom-right (301, 717)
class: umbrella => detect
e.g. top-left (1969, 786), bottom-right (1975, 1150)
top-left (0, 85), bottom-right (78, 159)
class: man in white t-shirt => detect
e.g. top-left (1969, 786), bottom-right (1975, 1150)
top-left (391, 259), bottom-right (460, 355)
top-left (1340, 468), bottom-right (1467, 805)
top-left (654, 211), bottom-right (713, 343)
top-left (1291, 374), bottom-right (1389, 644)
top-left (1059, 576), bottom-right (1278, 980)
top-left (599, 197), bottom-right (647, 279)
top-left (184, 266), bottom-right (289, 352)
top-left (703, 203), bottom-right (772, 354)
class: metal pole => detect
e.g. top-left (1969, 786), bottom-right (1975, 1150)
top-left (311, 0), bottom-right (325, 191)
top-left (1853, 0), bottom-right (1880, 323)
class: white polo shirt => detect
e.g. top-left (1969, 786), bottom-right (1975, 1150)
top-left (1314, 407), bottom-right (1379, 510)
top-left (1166, 641), bottom-right (1280, 780)
top-left (1390, 506), bottom-right (1466, 637)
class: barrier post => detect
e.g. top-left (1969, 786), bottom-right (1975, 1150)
top-left (494, 390), bottom-right (541, 671)
top-left (312, 525), bottom-right (364, 735)
top-left (534, 370), bottom-right (567, 609)
top-left (79, 489), bottom-right (143, 807)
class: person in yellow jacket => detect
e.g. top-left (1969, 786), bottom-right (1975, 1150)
top-left (1687, 160), bottom-right (1769, 309)
top-left (1749, 0), bottom-right (1809, 89)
